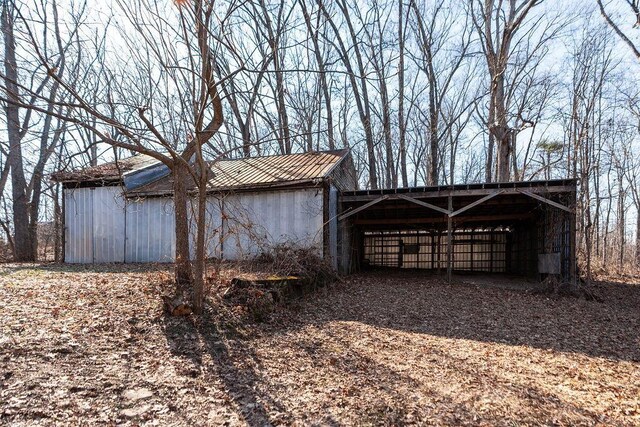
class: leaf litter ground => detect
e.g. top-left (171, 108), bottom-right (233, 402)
top-left (0, 264), bottom-right (638, 426)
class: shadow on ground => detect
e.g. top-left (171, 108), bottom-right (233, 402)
top-left (294, 270), bottom-right (640, 363)
top-left (158, 269), bottom-right (639, 425)
top-left (161, 309), bottom-right (286, 425)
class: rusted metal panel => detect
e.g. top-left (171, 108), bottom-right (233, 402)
top-left (209, 150), bottom-right (346, 189)
top-left (128, 150), bottom-right (351, 196)
top-left (53, 154), bottom-right (160, 184)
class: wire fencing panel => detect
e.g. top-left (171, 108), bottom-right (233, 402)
top-left (363, 229), bottom-right (508, 272)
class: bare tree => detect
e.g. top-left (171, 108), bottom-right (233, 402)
top-left (1, 0), bottom-right (75, 261)
top-left (470, 0), bottom-right (548, 182)
top-left (597, 0), bottom-right (640, 59)
top-left (317, 0), bottom-right (379, 188)
top-left (410, 0), bottom-right (476, 185)
top-left (2, 0), bottom-right (236, 313)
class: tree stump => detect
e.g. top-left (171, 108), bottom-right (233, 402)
top-left (162, 295), bottom-right (192, 316)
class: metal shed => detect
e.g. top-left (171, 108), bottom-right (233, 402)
top-left (53, 150), bottom-right (357, 269)
top-left (338, 180), bottom-right (577, 283)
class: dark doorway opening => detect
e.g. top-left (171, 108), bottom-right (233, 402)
top-left (338, 179), bottom-right (576, 283)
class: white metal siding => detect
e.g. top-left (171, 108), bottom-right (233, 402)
top-left (64, 188), bottom-right (94, 263)
top-left (188, 198), bottom-right (223, 260)
top-left (222, 188), bottom-right (324, 260)
top-left (125, 198), bottom-right (175, 262)
top-left (65, 187), bottom-right (324, 264)
top-left (205, 197), bottom-right (223, 258)
top-left (92, 187), bottom-right (126, 262)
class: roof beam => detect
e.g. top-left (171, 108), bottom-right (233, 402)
top-left (397, 194), bottom-right (451, 215)
top-left (449, 190), bottom-right (505, 217)
top-left (338, 195), bottom-right (389, 221)
top-left (353, 212), bottom-right (534, 226)
top-left (340, 186), bottom-right (574, 202)
top-left (517, 189), bottom-right (572, 213)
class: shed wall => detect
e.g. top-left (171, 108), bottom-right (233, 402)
top-left (188, 198), bottom-right (223, 259)
top-left (64, 187), bottom-right (93, 263)
top-left (64, 186), bottom-right (325, 263)
top-left (222, 188), bottom-right (324, 259)
top-left (64, 187), bottom-right (125, 263)
top-left (125, 198), bottom-right (175, 262)
top-left (93, 187), bottom-right (126, 262)
top-left (328, 186), bottom-right (339, 269)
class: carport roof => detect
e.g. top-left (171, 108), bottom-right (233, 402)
top-left (340, 179), bottom-right (577, 230)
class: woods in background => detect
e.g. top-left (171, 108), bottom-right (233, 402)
top-left (1, 0), bottom-right (640, 278)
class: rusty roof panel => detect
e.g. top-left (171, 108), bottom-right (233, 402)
top-left (51, 154), bottom-right (160, 183)
top-left (207, 150), bottom-right (345, 188)
top-left (127, 149), bottom-right (350, 196)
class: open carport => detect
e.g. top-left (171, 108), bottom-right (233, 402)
top-left (338, 179), bottom-right (577, 283)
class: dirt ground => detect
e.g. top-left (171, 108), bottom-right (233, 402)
top-left (1, 264), bottom-right (639, 426)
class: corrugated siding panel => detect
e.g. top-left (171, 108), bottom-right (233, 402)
top-left (125, 198), bottom-right (175, 262)
top-left (64, 188), bottom-right (93, 263)
top-left (205, 197), bottom-right (223, 258)
top-left (222, 188), bottom-right (324, 260)
top-left (187, 198), bottom-right (223, 259)
top-left (92, 187), bottom-right (126, 262)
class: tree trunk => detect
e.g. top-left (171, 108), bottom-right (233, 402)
top-left (324, 0), bottom-right (378, 188)
top-left (300, 1), bottom-right (335, 150)
top-left (54, 183), bottom-right (62, 262)
top-left (2, 4), bottom-right (34, 262)
top-left (485, 133), bottom-right (494, 182)
top-left (398, 0), bottom-right (407, 187)
top-left (380, 81), bottom-right (395, 188)
top-left (618, 183), bottom-right (625, 270)
top-left (428, 95), bottom-right (439, 186)
top-left (492, 74), bottom-right (511, 183)
top-left (192, 155), bottom-right (208, 315)
top-left (173, 161), bottom-right (194, 289)
top-left (636, 204), bottom-right (640, 268)
top-left (495, 129), bottom-right (511, 182)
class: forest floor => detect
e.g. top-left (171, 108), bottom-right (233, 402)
top-left (1, 263), bottom-right (639, 426)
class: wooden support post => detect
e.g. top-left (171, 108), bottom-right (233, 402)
top-left (569, 191), bottom-right (577, 287)
top-left (447, 195), bottom-right (453, 284)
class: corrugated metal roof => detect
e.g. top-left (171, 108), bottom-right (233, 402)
top-left (56, 149), bottom-right (350, 194)
top-left (131, 149), bottom-right (349, 195)
top-left (209, 149), bottom-right (347, 188)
